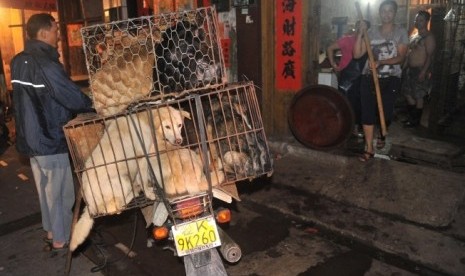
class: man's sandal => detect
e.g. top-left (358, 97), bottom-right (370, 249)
top-left (376, 136), bottom-right (386, 149)
top-left (43, 242), bottom-right (68, 252)
top-left (43, 237), bottom-right (52, 245)
top-left (359, 151), bottom-right (374, 162)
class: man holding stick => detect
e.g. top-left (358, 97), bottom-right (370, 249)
top-left (353, 0), bottom-right (408, 161)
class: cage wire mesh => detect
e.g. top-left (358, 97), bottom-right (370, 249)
top-left (64, 82), bottom-right (273, 217)
top-left (80, 6), bottom-right (227, 117)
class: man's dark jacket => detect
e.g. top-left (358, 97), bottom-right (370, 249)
top-left (11, 39), bottom-right (93, 156)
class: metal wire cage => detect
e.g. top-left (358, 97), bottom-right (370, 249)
top-left (80, 6), bottom-right (227, 116)
top-left (64, 82), bottom-right (273, 218)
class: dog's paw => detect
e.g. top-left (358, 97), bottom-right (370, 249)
top-left (223, 151), bottom-right (250, 177)
top-left (145, 189), bottom-right (157, 200)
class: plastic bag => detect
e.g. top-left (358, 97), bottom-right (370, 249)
top-left (338, 55), bottom-right (367, 93)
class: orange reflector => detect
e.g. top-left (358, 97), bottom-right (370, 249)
top-left (176, 197), bottom-right (203, 219)
top-left (177, 205), bottom-right (203, 219)
top-left (152, 226), bottom-right (169, 240)
top-left (216, 209), bottom-right (231, 223)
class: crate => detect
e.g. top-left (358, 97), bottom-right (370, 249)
top-left (80, 6), bottom-right (227, 116)
top-left (64, 82), bottom-right (273, 217)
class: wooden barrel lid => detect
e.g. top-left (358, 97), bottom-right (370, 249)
top-left (288, 85), bottom-right (354, 150)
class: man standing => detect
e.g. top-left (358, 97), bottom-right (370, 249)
top-left (10, 13), bottom-right (93, 251)
top-left (402, 10), bottom-right (436, 127)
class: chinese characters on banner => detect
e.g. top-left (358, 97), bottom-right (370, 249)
top-left (276, 0), bottom-right (302, 91)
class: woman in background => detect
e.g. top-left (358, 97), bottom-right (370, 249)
top-left (353, 0), bottom-right (408, 161)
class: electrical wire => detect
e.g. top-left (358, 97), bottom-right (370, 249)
top-left (90, 210), bottom-right (139, 272)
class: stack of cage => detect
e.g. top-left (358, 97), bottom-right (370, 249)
top-left (64, 6), bottom-right (273, 217)
top-left (79, 7), bottom-right (227, 116)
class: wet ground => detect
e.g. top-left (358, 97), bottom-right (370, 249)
top-left (73, 192), bottom-right (417, 276)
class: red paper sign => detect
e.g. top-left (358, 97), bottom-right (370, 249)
top-left (275, 0), bottom-right (302, 91)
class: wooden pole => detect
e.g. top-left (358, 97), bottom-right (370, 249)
top-left (355, 2), bottom-right (387, 136)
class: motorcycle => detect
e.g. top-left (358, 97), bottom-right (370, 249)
top-left (64, 86), bottom-right (272, 275)
top-left (146, 191), bottom-right (241, 275)
top-left (139, 92), bottom-right (246, 275)
top-left (64, 7), bottom-right (272, 275)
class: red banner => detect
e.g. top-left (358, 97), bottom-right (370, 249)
top-left (275, 0), bottom-right (302, 91)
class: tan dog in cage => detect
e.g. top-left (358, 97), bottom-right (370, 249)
top-left (143, 143), bottom-right (225, 198)
top-left (70, 106), bottom-right (192, 251)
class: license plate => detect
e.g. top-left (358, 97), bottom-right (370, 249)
top-left (172, 216), bottom-right (221, 256)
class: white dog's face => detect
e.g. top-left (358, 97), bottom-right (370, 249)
top-left (155, 106), bottom-right (191, 145)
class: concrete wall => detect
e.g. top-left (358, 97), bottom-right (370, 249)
top-left (320, 0), bottom-right (409, 51)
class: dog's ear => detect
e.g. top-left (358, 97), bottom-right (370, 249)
top-left (180, 109), bottom-right (191, 120)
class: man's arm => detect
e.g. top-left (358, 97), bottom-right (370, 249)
top-left (353, 22), bottom-right (367, 59)
top-left (43, 62), bottom-right (93, 113)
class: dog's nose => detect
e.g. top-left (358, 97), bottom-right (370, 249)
top-left (175, 138), bottom-right (183, 145)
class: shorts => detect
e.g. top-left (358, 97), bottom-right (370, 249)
top-left (402, 67), bottom-right (431, 100)
top-left (360, 75), bottom-right (401, 125)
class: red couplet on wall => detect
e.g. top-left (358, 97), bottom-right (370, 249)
top-left (275, 0), bottom-right (302, 91)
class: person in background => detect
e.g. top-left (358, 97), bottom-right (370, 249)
top-left (402, 10), bottom-right (436, 127)
top-left (327, 20), bottom-right (370, 138)
top-left (10, 13), bottom-right (93, 251)
top-left (353, 0), bottom-right (408, 162)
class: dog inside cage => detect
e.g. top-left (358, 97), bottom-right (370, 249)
top-left (154, 19), bottom-right (223, 93)
top-left (82, 19), bottom-right (159, 116)
top-left (67, 7), bottom-right (272, 253)
top-left (65, 83), bottom-right (272, 218)
top-left (181, 84), bottom-right (272, 182)
top-left (80, 7), bottom-right (225, 117)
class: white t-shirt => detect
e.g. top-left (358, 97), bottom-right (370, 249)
top-left (362, 25), bottom-right (409, 78)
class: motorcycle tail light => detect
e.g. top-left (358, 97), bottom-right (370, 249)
top-left (174, 197), bottom-right (204, 219)
top-left (216, 208), bottom-right (231, 224)
top-left (152, 226), bottom-right (169, 240)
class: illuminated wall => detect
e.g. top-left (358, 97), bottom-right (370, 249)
top-left (0, 6), bottom-right (58, 90)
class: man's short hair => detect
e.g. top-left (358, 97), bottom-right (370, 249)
top-left (417, 10), bottom-right (431, 22)
top-left (26, 13), bottom-right (55, 39)
top-left (379, 0), bottom-right (398, 13)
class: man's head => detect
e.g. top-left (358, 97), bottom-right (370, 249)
top-left (26, 13), bottom-right (59, 48)
top-left (414, 10), bottom-right (431, 30)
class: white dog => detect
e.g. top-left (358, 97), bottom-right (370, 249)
top-left (70, 106), bottom-right (190, 251)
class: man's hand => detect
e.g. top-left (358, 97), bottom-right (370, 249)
top-left (331, 63), bottom-right (341, 72)
top-left (418, 71), bottom-right (426, 82)
top-left (358, 20), bottom-right (368, 34)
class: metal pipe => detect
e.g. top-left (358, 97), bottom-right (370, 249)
top-left (217, 227), bottom-right (241, 263)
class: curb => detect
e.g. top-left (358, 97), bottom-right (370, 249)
top-left (268, 139), bottom-right (349, 167)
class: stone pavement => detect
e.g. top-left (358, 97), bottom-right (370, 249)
top-left (0, 223), bottom-right (101, 275)
top-left (264, 121), bottom-right (465, 275)
top-left (268, 131), bottom-right (465, 228)
top-left (0, 141), bottom-right (102, 275)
